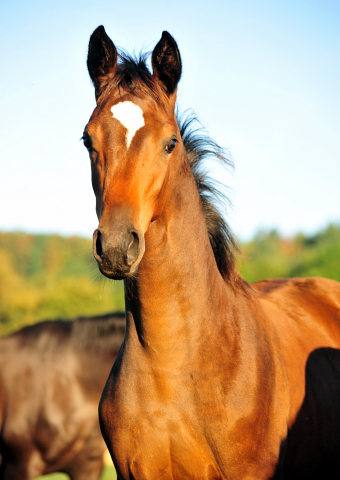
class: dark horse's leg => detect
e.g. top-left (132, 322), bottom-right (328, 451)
top-left (66, 454), bottom-right (104, 480)
top-left (0, 448), bottom-right (44, 480)
top-left (65, 433), bottom-right (105, 480)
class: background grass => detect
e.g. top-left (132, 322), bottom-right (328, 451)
top-left (35, 465), bottom-right (117, 480)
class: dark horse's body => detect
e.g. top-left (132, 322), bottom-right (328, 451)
top-left (83, 27), bottom-right (340, 479)
top-left (0, 313), bottom-right (125, 480)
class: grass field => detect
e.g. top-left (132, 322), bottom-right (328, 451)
top-left (35, 465), bottom-right (117, 480)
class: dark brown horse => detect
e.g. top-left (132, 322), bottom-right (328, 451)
top-left (0, 313), bottom-right (125, 480)
top-left (84, 26), bottom-right (340, 479)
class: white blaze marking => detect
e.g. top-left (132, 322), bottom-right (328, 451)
top-left (111, 101), bottom-right (145, 149)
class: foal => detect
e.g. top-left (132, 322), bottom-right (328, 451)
top-left (84, 26), bottom-right (340, 479)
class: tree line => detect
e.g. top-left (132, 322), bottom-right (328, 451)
top-left (1, 224), bottom-right (340, 335)
top-left (0, 232), bottom-right (124, 335)
top-left (241, 224), bottom-right (340, 283)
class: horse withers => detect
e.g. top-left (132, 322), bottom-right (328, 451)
top-left (84, 26), bottom-right (340, 480)
top-left (0, 313), bottom-right (125, 480)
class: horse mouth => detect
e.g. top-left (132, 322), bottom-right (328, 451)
top-left (98, 265), bottom-right (132, 280)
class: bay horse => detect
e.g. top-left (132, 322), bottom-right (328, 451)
top-left (0, 312), bottom-right (125, 480)
top-left (84, 26), bottom-right (340, 479)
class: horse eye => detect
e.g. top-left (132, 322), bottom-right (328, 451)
top-left (165, 139), bottom-right (177, 154)
top-left (82, 134), bottom-right (92, 151)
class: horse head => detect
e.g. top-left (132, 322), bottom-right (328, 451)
top-left (84, 27), bottom-right (182, 279)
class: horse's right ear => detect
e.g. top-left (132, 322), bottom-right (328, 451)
top-left (152, 31), bottom-right (182, 97)
top-left (87, 26), bottom-right (118, 100)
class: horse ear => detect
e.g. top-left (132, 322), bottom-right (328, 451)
top-left (87, 26), bottom-right (118, 100)
top-left (152, 31), bottom-right (182, 96)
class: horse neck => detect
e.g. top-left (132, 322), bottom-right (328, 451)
top-left (124, 152), bottom-right (240, 365)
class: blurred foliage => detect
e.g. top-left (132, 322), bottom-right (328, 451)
top-left (1, 225), bottom-right (340, 336)
top-left (0, 232), bottom-right (124, 336)
top-left (239, 224), bottom-right (340, 284)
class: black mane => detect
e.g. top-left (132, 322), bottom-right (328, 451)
top-left (5, 314), bottom-right (126, 354)
top-left (102, 51), bottom-right (248, 291)
top-left (71, 312), bottom-right (125, 352)
top-left (178, 112), bottom-right (248, 291)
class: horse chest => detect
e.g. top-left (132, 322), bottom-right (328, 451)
top-left (100, 367), bottom-right (224, 479)
top-left (105, 405), bottom-right (222, 479)
top-left (100, 363), bottom-right (281, 480)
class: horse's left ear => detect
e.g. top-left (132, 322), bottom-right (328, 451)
top-left (152, 31), bottom-right (182, 96)
top-left (87, 26), bottom-right (118, 100)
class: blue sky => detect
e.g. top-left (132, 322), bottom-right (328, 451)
top-left (1, 0), bottom-right (339, 241)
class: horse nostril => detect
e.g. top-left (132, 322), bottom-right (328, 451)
top-left (127, 231), bottom-right (139, 266)
top-left (96, 231), bottom-right (103, 259)
top-left (93, 229), bottom-right (104, 262)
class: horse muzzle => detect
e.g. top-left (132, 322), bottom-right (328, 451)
top-left (93, 226), bottom-right (145, 279)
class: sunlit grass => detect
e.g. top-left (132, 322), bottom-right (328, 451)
top-left (35, 465), bottom-right (117, 480)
